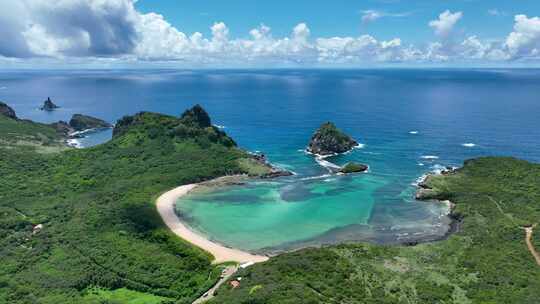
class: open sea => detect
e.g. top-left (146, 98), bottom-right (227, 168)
top-left (2, 69), bottom-right (540, 253)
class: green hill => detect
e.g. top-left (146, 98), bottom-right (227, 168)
top-left (211, 157), bottom-right (540, 304)
top-left (0, 105), bottom-right (270, 304)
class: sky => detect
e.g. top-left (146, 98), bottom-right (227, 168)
top-left (1, 0), bottom-right (540, 68)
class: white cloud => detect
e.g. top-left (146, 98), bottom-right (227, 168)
top-left (429, 10), bottom-right (463, 38)
top-left (460, 36), bottom-right (489, 59)
top-left (362, 10), bottom-right (383, 23)
top-left (134, 12), bottom-right (190, 60)
top-left (488, 9), bottom-right (506, 17)
top-left (0, 1), bottom-right (537, 66)
top-left (505, 15), bottom-right (540, 59)
top-left (361, 10), bottom-right (411, 24)
top-left (0, 0), bottom-right (139, 58)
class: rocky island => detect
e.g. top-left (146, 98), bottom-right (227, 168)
top-left (69, 114), bottom-right (113, 131)
top-left (0, 101), bottom-right (17, 119)
top-left (307, 122), bottom-right (368, 174)
top-left (307, 122), bottom-right (359, 156)
top-left (340, 162), bottom-right (369, 174)
top-left (40, 97), bottom-right (59, 111)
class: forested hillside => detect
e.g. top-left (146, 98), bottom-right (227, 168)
top-left (0, 105), bottom-right (269, 304)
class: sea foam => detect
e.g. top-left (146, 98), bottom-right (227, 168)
top-left (315, 157), bottom-right (342, 172)
top-left (462, 143), bottom-right (476, 147)
top-left (66, 138), bottom-right (83, 149)
top-left (420, 155), bottom-right (439, 160)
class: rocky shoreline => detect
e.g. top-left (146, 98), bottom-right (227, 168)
top-left (413, 167), bottom-right (462, 244)
top-left (249, 152), bottom-right (295, 178)
top-left (49, 114), bottom-right (113, 148)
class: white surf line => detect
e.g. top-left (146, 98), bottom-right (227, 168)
top-left (314, 156), bottom-right (342, 172)
top-left (156, 183), bottom-right (269, 264)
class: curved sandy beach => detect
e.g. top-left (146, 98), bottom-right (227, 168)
top-left (156, 183), bottom-right (269, 264)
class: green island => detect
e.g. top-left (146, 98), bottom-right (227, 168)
top-left (1, 102), bottom-right (540, 304)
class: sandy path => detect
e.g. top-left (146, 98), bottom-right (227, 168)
top-left (156, 183), bottom-right (269, 264)
top-left (524, 224), bottom-right (540, 266)
top-left (193, 265), bottom-right (238, 304)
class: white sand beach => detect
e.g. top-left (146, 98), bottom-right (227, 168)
top-left (156, 183), bottom-right (269, 264)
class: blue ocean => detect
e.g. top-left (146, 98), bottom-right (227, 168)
top-left (2, 69), bottom-right (540, 252)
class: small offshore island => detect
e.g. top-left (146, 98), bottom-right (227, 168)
top-left (307, 122), bottom-right (368, 173)
top-left (0, 100), bottom-right (539, 304)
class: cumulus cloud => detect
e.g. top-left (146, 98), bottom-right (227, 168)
top-left (0, 0), bottom-right (141, 58)
top-left (429, 10), bottom-right (463, 38)
top-left (505, 15), bottom-right (540, 59)
top-left (0, 1), bottom-right (537, 65)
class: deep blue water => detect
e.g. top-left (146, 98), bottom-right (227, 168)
top-left (2, 69), bottom-right (539, 250)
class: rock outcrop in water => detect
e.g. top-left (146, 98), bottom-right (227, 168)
top-left (69, 114), bottom-right (112, 131)
top-left (0, 102), bottom-right (17, 119)
top-left (340, 162), bottom-right (368, 174)
top-left (307, 122), bottom-right (358, 156)
top-left (40, 97), bottom-right (59, 111)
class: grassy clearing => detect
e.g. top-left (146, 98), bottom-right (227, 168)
top-left (83, 287), bottom-right (172, 304)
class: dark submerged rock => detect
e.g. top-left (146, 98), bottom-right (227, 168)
top-left (0, 102), bottom-right (17, 119)
top-left (260, 170), bottom-right (294, 179)
top-left (40, 97), bottom-right (59, 111)
top-left (307, 122), bottom-right (358, 156)
top-left (69, 114), bottom-right (112, 131)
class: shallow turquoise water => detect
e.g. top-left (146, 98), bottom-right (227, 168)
top-left (176, 147), bottom-right (451, 252)
top-left (177, 173), bottom-right (384, 251)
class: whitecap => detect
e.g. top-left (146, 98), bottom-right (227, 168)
top-left (409, 131), bottom-right (419, 134)
top-left (462, 143), bottom-right (476, 147)
top-left (66, 138), bottom-right (83, 149)
top-left (300, 174), bottom-right (332, 181)
top-left (418, 162), bottom-right (425, 166)
top-left (214, 124), bottom-right (226, 129)
top-left (362, 151), bottom-right (381, 155)
top-left (430, 164), bottom-right (446, 173)
top-left (412, 173), bottom-right (429, 186)
top-left (315, 157), bottom-right (342, 172)
top-left (355, 143), bottom-right (365, 149)
top-left (420, 155), bottom-right (439, 160)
